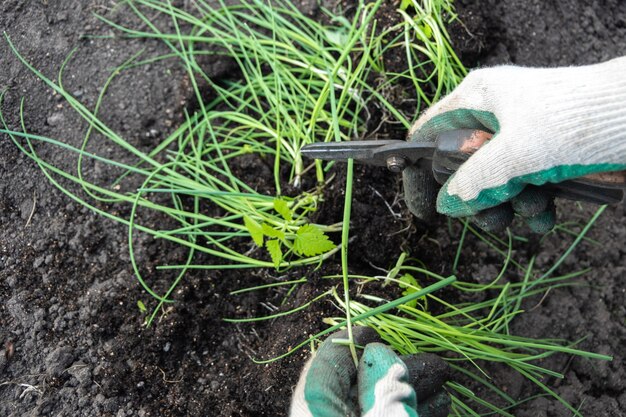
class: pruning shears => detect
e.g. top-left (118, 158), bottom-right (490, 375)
top-left (301, 129), bottom-right (626, 205)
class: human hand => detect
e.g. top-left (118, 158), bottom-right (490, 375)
top-left (403, 57), bottom-right (626, 232)
top-left (289, 327), bottom-right (450, 417)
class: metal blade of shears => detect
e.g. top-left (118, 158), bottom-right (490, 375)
top-left (300, 140), bottom-right (436, 172)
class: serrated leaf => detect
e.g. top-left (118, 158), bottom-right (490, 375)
top-left (398, 273), bottom-right (425, 310)
top-left (244, 216), bottom-right (263, 246)
top-left (262, 223), bottom-right (285, 240)
top-left (266, 239), bottom-right (283, 268)
top-left (398, 273), bottom-right (418, 289)
top-left (400, 0), bottom-right (413, 10)
top-left (293, 224), bottom-right (335, 256)
top-left (419, 23), bottom-right (433, 39)
top-left (273, 198), bottom-right (292, 221)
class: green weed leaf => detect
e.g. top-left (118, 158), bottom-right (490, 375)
top-left (244, 216), bottom-right (264, 246)
top-left (398, 273), bottom-right (417, 289)
top-left (266, 239), bottom-right (283, 268)
top-left (262, 223), bottom-right (285, 240)
top-left (293, 224), bottom-right (335, 256)
top-left (419, 23), bottom-right (433, 39)
top-left (273, 199), bottom-right (292, 221)
top-left (400, 0), bottom-right (413, 11)
top-left (399, 273), bottom-right (424, 309)
top-left (137, 300), bottom-right (147, 313)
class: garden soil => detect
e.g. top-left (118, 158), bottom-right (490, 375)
top-left (1, 0), bottom-right (625, 416)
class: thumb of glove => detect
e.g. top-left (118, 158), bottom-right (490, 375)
top-left (290, 327), bottom-right (380, 417)
top-left (358, 343), bottom-right (418, 417)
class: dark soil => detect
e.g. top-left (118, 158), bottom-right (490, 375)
top-left (1, 1), bottom-right (625, 416)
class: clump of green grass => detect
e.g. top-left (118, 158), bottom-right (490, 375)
top-left (2, 0), bottom-right (466, 315)
top-left (0, 0), bottom-right (379, 320)
top-left (349, 207), bottom-right (609, 416)
top-left (97, 0), bottom-right (386, 185)
top-left (236, 208), bottom-right (609, 416)
top-left (327, 218), bottom-right (608, 417)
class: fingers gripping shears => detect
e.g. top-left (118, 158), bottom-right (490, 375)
top-left (301, 129), bottom-right (626, 205)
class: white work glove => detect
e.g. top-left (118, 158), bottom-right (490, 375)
top-left (403, 56), bottom-right (626, 232)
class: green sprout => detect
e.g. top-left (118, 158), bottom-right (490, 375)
top-left (137, 300), bottom-right (147, 314)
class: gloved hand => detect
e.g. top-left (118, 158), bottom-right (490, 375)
top-left (403, 56), bottom-right (626, 232)
top-left (289, 327), bottom-right (450, 417)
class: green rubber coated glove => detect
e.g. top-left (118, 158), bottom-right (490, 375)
top-left (403, 56), bottom-right (626, 231)
top-left (289, 328), bottom-right (450, 417)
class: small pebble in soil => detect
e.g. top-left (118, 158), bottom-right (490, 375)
top-left (33, 256), bottom-right (45, 269)
top-left (46, 112), bottom-right (64, 126)
top-left (45, 346), bottom-right (75, 377)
